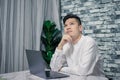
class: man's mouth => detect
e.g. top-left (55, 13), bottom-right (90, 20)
top-left (67, 31), bottom-right (72, 33)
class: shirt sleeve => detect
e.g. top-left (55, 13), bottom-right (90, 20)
top-left (50, 48), bottom-right (66, 71)
top-left (60, 38), bottom-right (100, 76)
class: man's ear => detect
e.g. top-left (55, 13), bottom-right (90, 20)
top-left (79, 25), bottom-right (82, 32)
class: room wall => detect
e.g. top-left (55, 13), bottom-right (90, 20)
top-left (60, 0), bottom-right (120, 78)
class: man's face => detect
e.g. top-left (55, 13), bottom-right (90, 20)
top-left (64, 18), bottom-right (82, 38)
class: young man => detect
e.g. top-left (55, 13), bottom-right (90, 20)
top-left (50, 14), bottom-right (108, 80)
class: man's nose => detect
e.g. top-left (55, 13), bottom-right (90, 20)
top-left (66, 27), bottom-right (71, 30)
top-left (66, 26), bottom-right (71, 30)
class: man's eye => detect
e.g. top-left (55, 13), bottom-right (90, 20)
top-left (70, 23), bottom-right (74, 25)
top-left (64, 25), bottom-right (67, 27)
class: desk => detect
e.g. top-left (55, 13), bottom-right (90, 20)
top-left (0, 70), bottom-right (86, 80)
top-left (0, 70), bottom-right (119, 80)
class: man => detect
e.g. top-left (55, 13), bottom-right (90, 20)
top-left (50, 14), bottom-right (108, 80)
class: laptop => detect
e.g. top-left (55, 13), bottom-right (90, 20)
top-left (26, 50), bottom-right (69, 79)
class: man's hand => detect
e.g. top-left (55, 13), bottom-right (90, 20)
top-left (57, 35), bottom-right (72, 50)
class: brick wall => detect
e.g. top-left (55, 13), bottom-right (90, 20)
top-left (60, 0), bottom-right (120, 79)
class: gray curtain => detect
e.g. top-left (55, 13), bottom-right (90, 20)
top-left (44, 0), bottom-right (61, 30)
top-left (0, 0), bottom-right (60, 73)
top-left (0, 23), bottom-right (1, 71)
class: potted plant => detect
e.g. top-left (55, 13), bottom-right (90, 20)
top-left (41, 20), bottom-right (62, 68)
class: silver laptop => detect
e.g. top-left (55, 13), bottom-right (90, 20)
top-left (26, 50), bottom-right (69, 79)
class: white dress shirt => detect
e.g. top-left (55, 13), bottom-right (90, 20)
top-left (50, 35), bottom-right (108, 80)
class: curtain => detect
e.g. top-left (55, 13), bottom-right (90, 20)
top-left (44, 0), bottom-right (61, 30)
top-left (0, 25), bottom-right (1, 70)
top-left (0, 0), bottom-right (61, 73)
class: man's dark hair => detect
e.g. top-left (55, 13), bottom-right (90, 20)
top-left (63, 14), bottom-right (81, 25)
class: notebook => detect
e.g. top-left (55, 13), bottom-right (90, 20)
top-left (26, 49), bottom-right (69, 79)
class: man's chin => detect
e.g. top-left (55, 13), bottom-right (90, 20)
top-left (65, 33), bottom-right (73, 37)
top-left (69, 34), bottom-right (73, 38)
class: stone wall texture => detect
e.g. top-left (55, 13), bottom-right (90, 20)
top-left (60, 0), bottom-right (120, 79)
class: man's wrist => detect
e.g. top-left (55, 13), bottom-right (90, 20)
top-left (57, 44), bottom-right (63, 50)
top-left (57, 45), bottom-right (63, 50)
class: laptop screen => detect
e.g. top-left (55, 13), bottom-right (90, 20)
top-left (26, 50), bottom-right (46, 74)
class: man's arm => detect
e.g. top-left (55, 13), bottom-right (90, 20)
top-left (50, 34), bottom-right (72, 71)
top-left (60, 38), bottom-right (100, 75)
top-left (50, 49), bottom-right (66, 71)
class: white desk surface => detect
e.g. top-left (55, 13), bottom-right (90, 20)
top-left (0, 70), bottom-right (86, 80)
top-left (0, 70), bottom-right (119, 80)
